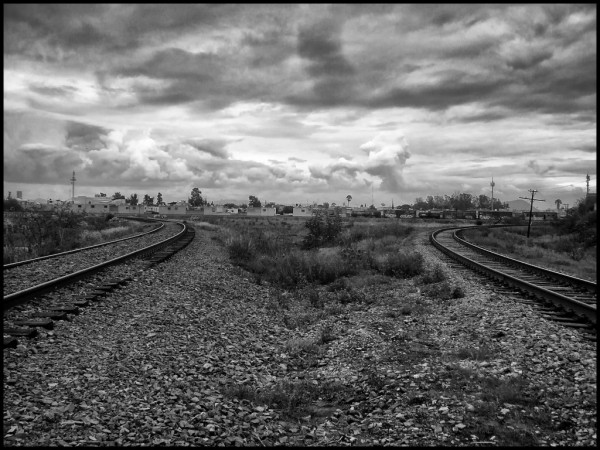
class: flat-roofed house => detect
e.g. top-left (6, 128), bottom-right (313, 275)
top-left (246, 206), bottom-right (276, 216)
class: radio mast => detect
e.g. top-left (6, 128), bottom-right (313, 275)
top-left (70, 171), bottom-right (76, 201)
top-left (586, 173), bottom-right (590, 196)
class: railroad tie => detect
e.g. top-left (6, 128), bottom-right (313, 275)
top-left (31, 311), bottom-right (70, 321)
top-left (13, 318), bottom-right (54, 329)
top-left (93, 285), bottom-right (113, 292)
top-left (49, 305), bottom-right (80, 315)
top-left (91, 289), bottom-right (109, 297)
top-left (79, 294), bottom-right (104, 302)
top-left (5, 327), bottom-right (39, 338)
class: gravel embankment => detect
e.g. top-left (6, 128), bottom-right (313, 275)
top-left (3, 222), bottom-right (181, 296)
top-left (3, 226), bottom-right (596, 446)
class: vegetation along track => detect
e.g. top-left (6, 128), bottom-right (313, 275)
top-left (3, 220), bottom-right (194, 315)
top-left (3, 219), bottom-right (173, 298)
top-left (430, 225), bottom-right (596, 332)
top-left (3, 217), bottom-right (164, 270)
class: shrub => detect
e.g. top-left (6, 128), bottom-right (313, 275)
top-left (303, 210), bottom-right (342, 248)
top-left (451, 285), bottom-right (466, 298)
top-left (318, 323), bottom-right (336, 344)
top-left (265, 250), bottom-right (357, 288)
top-left (336, 286), bottom-right (366, 304)
top-left (419, 264), bottom-right (447, 284)
top-left (306, 287), bottom-right (324, 308)
top-left (226, 233), bottom-right (255, 262)
top-left (373, 251), bottom-right (424, 278)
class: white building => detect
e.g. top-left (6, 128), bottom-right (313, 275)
top-left (293, 205), bottom-right (314, 217)
top-left (246, 206), bottom-right (276, 216)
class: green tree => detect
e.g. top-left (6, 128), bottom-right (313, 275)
top-left (156, 192), bottom-right (163, 205)
top-left (248, 195), bottom-right (262, 207)
top-left (450, 192), bottom-right (474, 210)
top-left (128, 193), bottom-right (138, 206)
top-left (3, 198), bottom-right (23, 212)
top-left (112, 192), bottom-right (125, 200)
top-left (346, 195), bottom-right (352, 207)
top-left (143, 194), bottom-right (154, 206)
top-left (303, 210), bottom-right (342, 248)
top-left (477, 195), bottom-right (491, 209)
top-left (413, 197), bottom-right (428, 210)
top-left (555, 199), bottom-right (562, 210)
top-left (189, 188), bottom-right (204, 207)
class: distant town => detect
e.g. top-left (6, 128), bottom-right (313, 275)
top-left (5, 185), bottom-right (592, 221)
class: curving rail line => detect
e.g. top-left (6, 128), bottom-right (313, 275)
top-left (430, 225), bottom-right (597, 325)
top-left (3, 217), bottom-right (163, 269)
top-left (3, 220), bottom-right (193, 311)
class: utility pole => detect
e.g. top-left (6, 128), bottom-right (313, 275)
top-left (70, 171), bottom-right (76, 202)
top-left (519, 189), bottom-right (545, 238)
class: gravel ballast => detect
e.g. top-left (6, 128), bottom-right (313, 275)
top-left (3, 226), bottom-right (596, 446)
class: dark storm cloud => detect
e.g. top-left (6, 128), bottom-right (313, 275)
top-left (3, 4), bottom-right (242, 59)
top-left (3, 4), bottom-right (133, 60)
top-left (117, 48), bottom-right (219, 81)
top-left (65, 121), bottom-right (110, 151)
top-left (528, 160), bottom-right (556, 176)
top-left (29, 84), bottom-right (78, 98)
top-left (4, 144), bottom-right (85, 183)
top-left (365, 75), bottom-right (504, 111)
top-left (108, 47), bottom-right (266, 109)
top-left (184, 139), bottom-right (232, 159)
top-left (293, 18), bottom-right (356, 106)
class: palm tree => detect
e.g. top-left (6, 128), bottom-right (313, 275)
top-left (346, 195), bottom-right (352, 207)
top-left (555, 199), bottom-right (562, 210)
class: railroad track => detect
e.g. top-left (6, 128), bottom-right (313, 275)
top-left (3, 220), bottom-right (195, 348)
top-left (3, 219), bottom-right (179, 298)
top-left (430, 225), bottom-right (596, 335)
top-left (3, 217), bottom-right (163, 270)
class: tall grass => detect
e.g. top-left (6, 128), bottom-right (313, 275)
top-left (462, 226), bottom-right (596, 281)
top-left (222, 217), bottom-right (425, 288)
top-left (3, 212), bottom-right (143, 263)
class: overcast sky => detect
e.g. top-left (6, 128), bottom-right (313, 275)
top-left (4, 4), bottom-right (596, 208)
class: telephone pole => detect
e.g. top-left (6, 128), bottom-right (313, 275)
top-left (519, 189), bottom-right (545, 238)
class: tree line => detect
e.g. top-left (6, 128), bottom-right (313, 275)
top-left (87, 189), bottom-right (267, 209)
top-left (411, 193), bottom-right (507, 211)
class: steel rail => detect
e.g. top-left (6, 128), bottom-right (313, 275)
top-left (3, 217), bottom-right (164, 269)
top-left (454, 226), bottom-right (597, 294)
top-left (430, 226), bottom-right (596, 324)
top-left (2, 222), bottom-right (187, 311)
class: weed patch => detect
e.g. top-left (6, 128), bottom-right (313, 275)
top-left (455, 345), bottom-right (496, 361)
top-left (372, 251), bottom-right (424, 278)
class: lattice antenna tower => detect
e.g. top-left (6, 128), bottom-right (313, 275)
top-left (586, 173), bottom-right (590, 196)
top-left (70, 171), bottom-right (76, 201)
